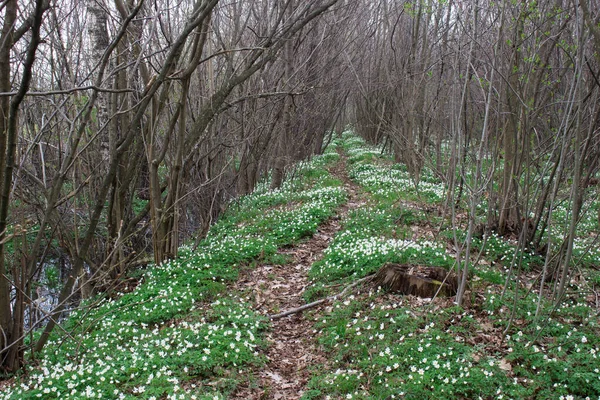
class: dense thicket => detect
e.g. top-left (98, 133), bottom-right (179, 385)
top-left (347, 0), bottom-right (600, 305)
top-left (0, 0), bottom-right (352, 374)
top-left (1, 0), bottom-right (599, 376)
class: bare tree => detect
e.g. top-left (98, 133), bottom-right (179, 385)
top-left (0, 0), bottom-right (50, 373)
top-left (0, 0), bottom-right (344, 373)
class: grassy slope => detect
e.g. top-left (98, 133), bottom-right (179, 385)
top-left (303, 133), bottom-right (600, 400)
top-left (0, 150), bottom-right (346, 400)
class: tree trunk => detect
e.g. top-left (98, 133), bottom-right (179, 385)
top-left (0, 0), bottom-right (48, 373)
top-left (0, 0), bottom-right (17, 376)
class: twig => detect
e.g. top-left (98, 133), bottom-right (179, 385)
top-left (269, 275), bottom-right (374, 320)
top-left (0, 85), bottom-right (135, 97)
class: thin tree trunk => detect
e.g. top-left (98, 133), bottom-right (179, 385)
top-left (0, 0), bottom-right (18, 374)
top-left (0, 0), bottom-right (48, 372)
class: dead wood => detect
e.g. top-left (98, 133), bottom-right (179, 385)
top-left (269, 275), bottom-right (374, 320)
top-left (373, 263), bottom-right (457, 298)
top-left (270, 263), bottom-right (458, 320)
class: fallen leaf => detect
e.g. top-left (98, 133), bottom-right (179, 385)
top-left (265, 371), bottom-right (284, 383)
top-left (499, 358), bottom-right (512, 371)
top-left (481, 322), bottom-right (493, 332)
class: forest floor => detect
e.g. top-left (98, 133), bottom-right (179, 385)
top-left (232, 155), bottom-right (365, 399)
top-left (1, 133), bottom-right (600, 400)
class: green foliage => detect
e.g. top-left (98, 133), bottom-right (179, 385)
top-left (6, 294), bottom-right (265, 399)
top-left (349, 162), bottom-right (444, 205)
top-left (131, 196), bottom-right (148, 215)
top-left (42, 264), bottom-right (60, 291)
top-left (304, 295), bottom-right (519, 400)
top-left (304, 133), bottom-right (600, 400)
top-left (305, 287), bottom-right (600, 399)
top-left (483, 291), bottom-right (600, 398)
top-left (309, 232), bottom-right (452, 285)
top-left (309, 134), bottom-right (452, 294)
top-left (471, 232), bottom-right (544, 270)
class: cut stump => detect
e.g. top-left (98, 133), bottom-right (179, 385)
top-left (373, 263), bottom-right (457, 298)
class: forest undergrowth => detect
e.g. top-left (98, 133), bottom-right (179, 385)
top-left (1, 132), bottom-right (599, 399)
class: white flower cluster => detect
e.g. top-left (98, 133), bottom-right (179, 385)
top-left (3, 138), bottom-right (350, 399)
top-left (312, 231), bottom-right (450, 281)
top-left (350, 163), bottom-right (445, 202)
top-left (1, 297), bottom-right (262, 399)
top-left (347, 147), bottom-right (383, 163)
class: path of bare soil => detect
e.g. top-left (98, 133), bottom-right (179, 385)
top-left (232, 157), bottom-right (365, 399)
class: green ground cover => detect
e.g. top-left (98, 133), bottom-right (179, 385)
top-left (0, 152), bottom-right (345, 400)
top-left (303, 133), bottom-right (600, 400)
top-left (2, 132), bottom-right (599, 400)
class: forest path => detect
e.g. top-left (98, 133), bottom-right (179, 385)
top-left (232, 154), bottom-right (365, 400)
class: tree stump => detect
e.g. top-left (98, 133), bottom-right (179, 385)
top-left (373, 263), bottom-right (457, 298)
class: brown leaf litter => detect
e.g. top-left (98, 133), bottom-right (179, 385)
top-left (232, 158), bottom-right (365, 399)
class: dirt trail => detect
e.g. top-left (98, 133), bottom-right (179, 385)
top-left (232, 158), bottom-right (364, 399)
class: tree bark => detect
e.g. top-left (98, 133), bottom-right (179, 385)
top-left (0, 0), bottom-right (48, 373)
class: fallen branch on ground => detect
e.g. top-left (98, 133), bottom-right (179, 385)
top-left (269, 275), bottom-right (374, 320)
